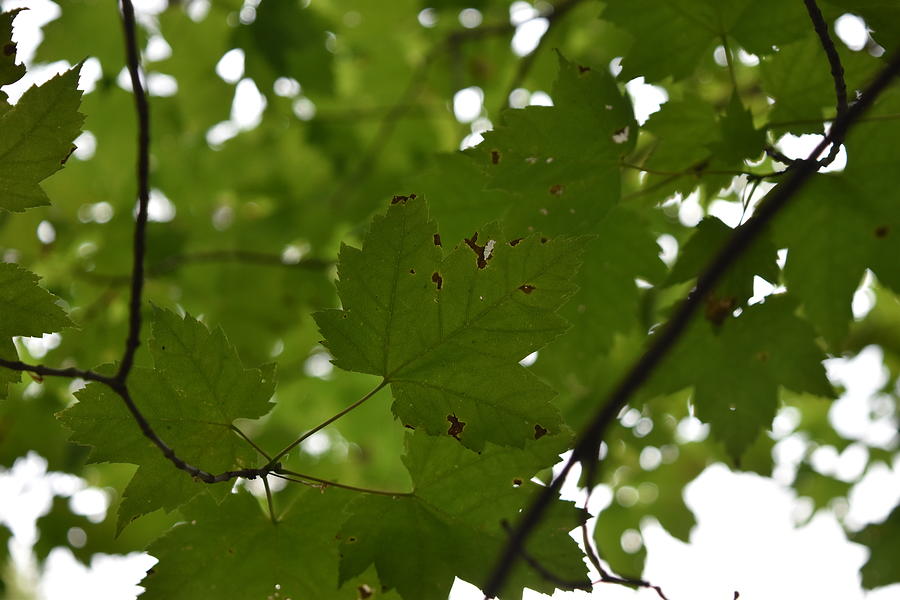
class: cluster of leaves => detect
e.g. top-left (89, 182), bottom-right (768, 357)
top-left (1, 0), bottom-right (899, 598)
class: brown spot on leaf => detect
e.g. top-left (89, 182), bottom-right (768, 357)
top-left (756, 351), bottom-right (769, 363)
top-left (447, 414), bottom-right (466, 439)
top-left (432, 271), bottom-right (443, 290)
top-left (404, 424), bottom-right (416, 430)
top-left (358, 584), bottom-right (374, 599)
top-left (464, 232), bottom-right (490, 268)
top-left (28, 372), bottom-right (43, 383)
top-left (705, 295), bottom-right (736, 326)
top-left (433, 233), bottom-right (442, 246)
top-left (491, 149), bottom-right (501, 164)
top-left (391, 195), bottom-right (408, 204)
top-left (348, 536), bottom-right (357, 543)
top-left (409, 268), bottom-right (415, 274)
top-left (540, 237), bottom-right (548, 244)
top-left (509, 237), bottom-right (523, 247)
top-left (577, 64), bottom-right (590, 74)
top-left (518, 284), bottom-right (536, 294)
top-left (875, 225), bottom-right (889, 238)
top-left (534, 424), bottom-right (548, 439)
top-left (512, 478), bottom-right (523, 487)
top-left (3, 43), bottom-right (14, 56)
top-left (227, 547), bottom-right (235, 554)
top-left (549, 184), bottom-right (565, 196)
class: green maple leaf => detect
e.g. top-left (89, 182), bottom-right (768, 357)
top-left (0, 65), bottom-right (84, 212)
top-left (668, 216), bottom-right (778, 311)
top-left (471, 54), bottom-right (636, 237)
top-left (142, 488), bottom-right (369, 600)
top-left (602, 0), bottom-right (809, 82)
top-left (339, 431), bottom-right (589, 600)
top-left (58, 307), bottom-right (275, 530)
top-left (646, 295), bottom-right (832, 458)
top-left (0, 262), bottom-right (73, 397)
top-left (853, 505), bottom-right (900, 589)
top-left (775, 88), bottom-right (900, 347)
top-left (316, 197), bottom-right (584, 450)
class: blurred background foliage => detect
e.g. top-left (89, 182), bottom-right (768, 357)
top-left (1, 0), bottom-right (899, 596)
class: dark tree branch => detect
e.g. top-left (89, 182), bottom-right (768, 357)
top-left (804, 0), bottom-right (848, 120)
top-left (0, 358), bottom-right (112, 385)
top-left (803, 0), bottom-right (848, 168)
top-left (483, 52), bottom-right (900, 598)
top-left (497, 520), bottom-right (591, 591)
top-left (116, 0), bottom-right (151, 383)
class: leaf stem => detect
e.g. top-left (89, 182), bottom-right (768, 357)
top-left (273, 469), bottom-right (413, 497)
top-left (231, 424), bottom-right (272, 460)
top-left (263, 476), bottom-right (278, 525)
top-left (266, 379), bottom-right (389, 467)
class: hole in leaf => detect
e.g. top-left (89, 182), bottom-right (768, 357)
top-left (464, 232), bottom-right (492, 268)
top-left (404, 424), bottom-right (416, 430)
top-left (540, 237), bottom-right (548, 244)
top-left (534, 424), bottom-right (548, 439)
top-left (512, 478), bottom-right (523, 487)
top-left (447, 414), bottom-right (466, 439)
top-left (509, 237), bottom-right (523, 247)
top-left (432, 272), bottom-right (443, 290)
top-left (391, 193), bottom-right (416, 205)
top-left (347, 536), bottom-right (358, 543)
top-left (433, 233), bottom-right (442, 246)
top-left (518, 284), bottom-right (536, 294)
top-left (549, 184), bottom-right (565, 196)
top-left (358, 584), bottom-right (374, 599)
top-left (409, 268), bottom-right (415, 274)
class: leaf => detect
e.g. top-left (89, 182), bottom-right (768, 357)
top-left (472, 54), bottom-right (636, 237)
top-left (602, 0), bottom-right (808, 82)
top-left (316, 196), bottom-right (585, 450)
top-left (668, 216), bottom-right (778, 310)
top-left (338, 431), bottom-right (589, 600)
top-left (142, 488), bottom-right (364, 599)
top-left (853, 505), bottom-right (900, 589)
top-left (0, 9), bottom-right (25, 87)
top-left (0, 262), bottom-right (73, 397)
top-left (0, 65), bottom-right (84, 212)
top-left (58, 308), bottom-right (275, 530)
top-left (647, 295), bottom-right (832, 459)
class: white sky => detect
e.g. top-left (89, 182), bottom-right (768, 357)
top-left (0, 2), bottom-right (898, 599)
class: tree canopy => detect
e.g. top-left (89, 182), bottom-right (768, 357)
top-left (1, 0), bottom-right (899, 598)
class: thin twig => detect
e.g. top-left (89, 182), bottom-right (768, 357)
top-left (495, 0), bottom-right (584, 115)
top-left (267, 380), bottom-right (389, 467)
top-left (579, 487), bottom-right (671, 600)
top-left (274, 468), bottom-right (413, 497)
top-left (497, 520), bottom-right (590, 591)
top-left (804, 0), bottom-right (848, 168)
top-left (483, 51), bottom-right (900, 598)
top-left (115, 0), bottom-right (150, 383)
top-left (0, 358), bottom-right (112, 385)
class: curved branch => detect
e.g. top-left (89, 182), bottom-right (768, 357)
top-left (804, 0), bottom-right (848, 168)
top-left (116, 0), bottom-right (151, 382)
top-left (483, 51), bottom-right (900, 598)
